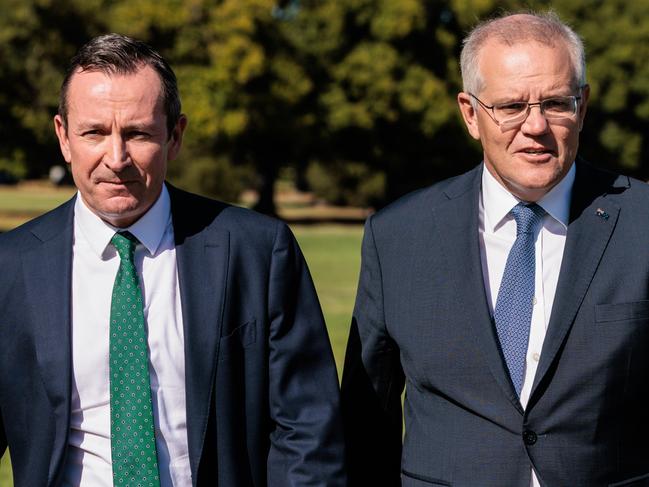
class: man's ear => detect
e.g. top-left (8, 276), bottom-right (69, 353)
top-left (167, 114), bottom-right (188, 161)
top-left (54, 114), bottom-right (72, 163)
top-left (457, 92), bottom-right (481, 141)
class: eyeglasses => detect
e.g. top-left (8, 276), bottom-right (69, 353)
top-left (469, 93), bottom-right (582, 130)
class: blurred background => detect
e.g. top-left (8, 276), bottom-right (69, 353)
top-left (1, 0), bottom-right (649, 212)
top-left (1, 0), bottom-right (648, 482)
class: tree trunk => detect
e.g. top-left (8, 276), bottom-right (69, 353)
top-left (253, 164), bottom-right (278, 216)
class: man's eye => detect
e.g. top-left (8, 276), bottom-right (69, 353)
top-left (497, 102), bottom-right (527, 114)
top-left (128, 131), bottom-right (150, 139)
top-left (543, 98), bottom-right (572, 112)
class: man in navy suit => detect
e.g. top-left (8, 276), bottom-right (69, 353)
top-left (0, 34), bottom-right (345, 486)
top-left (343, 11), bottom-right (649, 487)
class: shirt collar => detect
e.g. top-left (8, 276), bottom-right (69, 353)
top-left (481, 162), bottom-right (575, 232)
top-left (74, 184), bottom-right (172, 258)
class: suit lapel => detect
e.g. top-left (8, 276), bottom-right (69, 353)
top-left (170, 189), bottom-right (229, 481)
top-left (432, 166), bottom-right (524, 413)
top-left (22, 199), bottom-right (75, 486)
top-left (529, 162), bottom-right (623, 404)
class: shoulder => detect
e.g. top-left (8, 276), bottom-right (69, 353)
top-left (0, 196), bottom-right (75, 253)
top-left (575, 160), bottom-right (649, 210)
top-left (168, 184), bottom-right (291, 247)
top-left (368, 165), bottom-right (481, 234)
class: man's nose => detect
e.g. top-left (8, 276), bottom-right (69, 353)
top-left (521, 104), bottom-right (549, 134)
top-left (104, 133), bottom-right (130, 169)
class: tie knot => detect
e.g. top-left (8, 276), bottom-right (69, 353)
top-left (511, 203), bottom-right (544, 236)
top-left (111, 232), bottom-right (138, 262)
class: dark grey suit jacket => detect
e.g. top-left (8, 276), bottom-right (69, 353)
top-left (0, 184), bottom-right (346, 487)
top-left (342, 161), bottom-right (649, 487)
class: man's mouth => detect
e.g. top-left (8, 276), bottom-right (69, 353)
top-left (519, 147), bottom-right (555, 157)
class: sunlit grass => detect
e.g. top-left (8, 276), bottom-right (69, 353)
top-left (291, 224), bottom-right (362, 376)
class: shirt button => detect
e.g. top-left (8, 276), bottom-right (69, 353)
top-left (532, 296), bottom-right (537, 305)
top-left (523, 430), bottom-right (537, 445)
top-left (532, 352), bottom-right (540, 362)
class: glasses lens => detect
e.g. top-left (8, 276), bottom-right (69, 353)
top-left (541, 97), bottom-right (576, 119)
top-left (495, 96), bottom-right (578, 127)
top-left (494, 102), bottom-right (528, 124)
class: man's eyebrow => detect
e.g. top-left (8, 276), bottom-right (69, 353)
top-left (73, 121), bottom-right (161, 132)
top-left (121, 121), bottom-right (161, 132)
top-left (74, 121), bottom-right (106, 131)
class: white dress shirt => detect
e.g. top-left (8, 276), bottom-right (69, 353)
top-left (478, 163), bottom-right (575, 487)
top-left (63, 185), bottom-right (191, 486)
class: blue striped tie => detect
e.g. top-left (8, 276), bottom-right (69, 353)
top-left (494, 202), bottom-right (545, 396)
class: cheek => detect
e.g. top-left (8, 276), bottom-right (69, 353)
top-left (557, 129), bottom-right (580, 156)
top-left (136, 150), bottom-right (167, 181)
top-left (68, 144), bottom-right (102, 171)
top-left (484, 131), bottom-right (516, 157)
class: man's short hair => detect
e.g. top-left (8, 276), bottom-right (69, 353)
top-left (58, 33), bottom-right (181, 137)
top-left (460, 11), bottom-right (586, 96)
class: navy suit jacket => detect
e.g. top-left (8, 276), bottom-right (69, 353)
top-left (342, 161), bottom-right (649, 487)
top-left (0, 184), bottom-right (346, 487)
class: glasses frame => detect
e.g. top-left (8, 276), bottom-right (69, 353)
top-left (468, 92), bottom-right (583, 129)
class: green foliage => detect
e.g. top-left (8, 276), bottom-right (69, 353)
top-left (559, 0), bottom-right (649, 175)
top-left (0, 152), bottom-right (28, 180)
top-left (307, 160), bottom-right (385, 207)
top-left (291, 224), bottom-right (363, 375)
top-left (312, 0), bottom-right (478, 204)
top-left (0, 0), bottom-right (106, 178)
top-left (168, 155), bottom-right (253, 203)
top-left (1, 0), bottom-right (649, 210)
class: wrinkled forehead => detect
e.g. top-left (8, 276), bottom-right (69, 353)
top-left (476, 39), bottom-right (578, 91)
top-left (65, 66), bottom-right (167, 124)
top-left (68, 65), bottom-right (163, 102)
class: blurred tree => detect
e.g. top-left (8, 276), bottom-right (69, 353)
top-left (1, 0), bottom-right (648, 210)
top-left (0, 0), bottom-right (107, 179)
top-left (551, 0), bottom-right (649, 177)
top-left (308, 0), bottom-right (649, 206)
top-left (106, 0), bottom-right (325, 214)
top-left (307, 0), bottom-right (482, 206)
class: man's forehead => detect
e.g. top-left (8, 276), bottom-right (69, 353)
top-left (64, 65), bottom-right (166, 124)
top-left (480, 37), bottom-right (561, 56)
top-left (477, 38), bottom-right (571, 79)
top-left (67, 64), bottom-right (162, 93)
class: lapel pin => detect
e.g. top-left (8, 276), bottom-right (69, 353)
top-left (596, 208), bottom-right (609, 220)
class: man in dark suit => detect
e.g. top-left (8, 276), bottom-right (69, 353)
top-left (342, 11), bottom-right (649, 487)
top-left (0, 34), bottom-right (345, 487)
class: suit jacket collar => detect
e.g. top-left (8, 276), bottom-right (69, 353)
top-left (24, 196), bottom-right (76, 486)
top-left (168, 184), bottom-right (229, 481)
top-left (422, 164), bottom-right (522, 414)
top-left (431, 164), bottom-right (527, 412)
top-left (26, 186), bottom-right (231, 485)
top-left (528, 160), bottom-right (627, 407)
top-left (432, 160), bottom-right (628, 413)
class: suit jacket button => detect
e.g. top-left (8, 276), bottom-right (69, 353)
top-left (523, 430), bottom-right (537, 445)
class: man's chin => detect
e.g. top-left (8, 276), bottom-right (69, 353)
top-left (91, 200), bottom-right (145, 228)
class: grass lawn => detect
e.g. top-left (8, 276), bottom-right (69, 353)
top-left (0, 182), bottom-right (75, 231)
top-left (291, 224), bottom-right (362, 375)
top-left (0, 453), bottom-right (9, 485)
top-left (0, 185), bottom-right (364, 484)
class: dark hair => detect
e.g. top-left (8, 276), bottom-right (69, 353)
top-left (58, 33), bottom-right (181, 136)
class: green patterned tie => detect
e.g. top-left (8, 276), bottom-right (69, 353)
top-left (109, 232), bottom-right (161, 486)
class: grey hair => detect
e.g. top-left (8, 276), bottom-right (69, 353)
top-left (59, 33), bottom-right (181, 137)
top-left (460, 11), bottom-right (586, 97)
